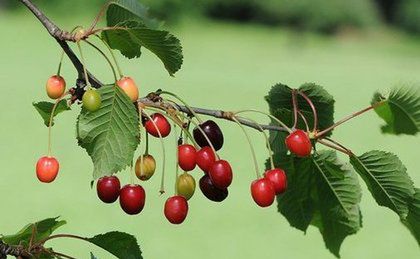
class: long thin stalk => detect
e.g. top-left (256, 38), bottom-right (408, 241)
top-left (84, 39), bottom-right (117, 82)
top-left (298, 91), bottom-right (318, 132)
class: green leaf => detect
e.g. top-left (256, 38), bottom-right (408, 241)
top-left (350, 150), bottom-right (415, 218)
top-left (402, 188), bottom-right (420, 246)
top-left (266, 83), bottom-right (335, 154)
top-left (274, 155), bottom-right (315, 232)
top-left (87, 231), bottom-right (142, 259)
top-left (77, 85), bottom-right (140, 179)
top-left (372, 85), bottom-right (420, 135)
top-left (33, 100), bottom-right (71, 127)
top-left (1, 217), bottom-right (66, 246)
top-left (313, 151), bottom-right (362, 258)
top-left (102, 21), bottom-right (183, 75)
top-left (106, 0), bottom-right (159, 28)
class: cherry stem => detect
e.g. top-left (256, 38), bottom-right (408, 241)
top-left (87, 1), bottom-right (111, 33)
top-left (130, 162), bottom-right (135, 185)
top-left (238, 115), bottom-right (274, 170)
top-left (95, 35), bottom-right (124, 78)
top-left (145, 132), bottom-right (149, 155)
top-left (174, 126), bottom-right (180, 195)
top-left (231, 116), bottom-right (261, 179)
top-left (292, 89), bottom-right (299, 129)
top-left (158, 90), bottom-right (204, 124)
top-left (298, 91), bottom-right (318, 132)
top-left (323, 137), bottom-right (353, 155)
top-left (50, 251), bottom-right (76, 259)
top-left (141, 109), bottom-right (167, 195)
top-left (76, 41), bottom-right (91, 88)
top-left (47, 92), bottom-right (69, 156)
top-left (316, 102), bottom-right (384, 138)
top-left (84, 39), bottom-right (117, 82)
top-left (56, 50), bottom-right (65, 76)
top-left (318, 139), bottom-right (351, 156)
top-left (37, 234), bottom-right (87, 246)
top-left (298, 111), bottom-right (310, 132)
top-left (233, 109), bottom-right (292, 133)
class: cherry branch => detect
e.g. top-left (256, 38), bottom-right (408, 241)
top-left (0, 240), bottom-right (31, 259)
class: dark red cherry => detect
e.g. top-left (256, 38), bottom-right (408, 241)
top-left (251, 178), bottom-right (275, 207)
top-left (178, 144), bottom-right (197, 171)
top-left (264, 168), bottom-right (287, 194)
top-left (209, 160), bottom-right (232, 189)
top-left (144, 113), bottom-right (171, 138)
top-left (164, 195), bottom-right (189, 224)
top-left (196, 146), bottom-right (216, 173)
top-left (199, 175), bottom-right (228, 202)
top-left (193, 120), bottom-right (224, 151)
top-left (119, 184), bottom-right (146, 215)
top-left (285, 130), bottom-right (312, 157)
top-left (96, 176), bottom-right (121, 203)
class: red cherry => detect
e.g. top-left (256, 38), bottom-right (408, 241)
top-left (97, 176), bottom-right (121, 203)
top-left (178, 144), bottom-right (197, 171)
top-left (251, 178), bottom-right (275, 207)
top-left (164, 195), bottom-right (189, 224)
top-left (209, 160), bottom-right (232, 189)
top-left (285, 130), bottom-right (312, 157)
top-left (36, 156), bottom-right (59, 183)
top-left (117, 76), bottom-right (139, 102)
top-left (119, 184), bottom-right (146, 215)
top-left (144, 113), bottom-right (171, 138)
top-left (46, 75), bottom-right (66, 99)
top-left (199, 175), bottom-right (228, 202)
top-left (196, 147), bottom-right (216, 173)
top-left (264, 168), bottom-right (287, 194)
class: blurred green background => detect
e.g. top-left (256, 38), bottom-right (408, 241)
top-left (0, 0), bottom-right (419, 258)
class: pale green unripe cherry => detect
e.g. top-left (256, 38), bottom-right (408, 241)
top-left (176, 172), bottom-right (196, 200)
top-left (82, 89), bottom-right (102, 112)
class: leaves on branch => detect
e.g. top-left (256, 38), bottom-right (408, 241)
top-left (0, 217), bottom-right (66, 246)
top-left (77, 84), bottom-right (140, 179)
top-left (401, 188), bottom-right (420, 246)
top-left (350, 150), bottom-right (415, 218)
top-left (106, 0), bottom-right (160, 28)
top-left (87, 231), bottom-right (143, 259)
top-left (33, 100), bottom-right (71, 127)
top-left (372, 85), bottom-right (420, 135)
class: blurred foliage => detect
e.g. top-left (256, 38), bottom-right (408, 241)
top-left (396, 0), bottom-right (420, 34)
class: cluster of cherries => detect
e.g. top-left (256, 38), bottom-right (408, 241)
top-left (36, 74), bottom-right (314, 225)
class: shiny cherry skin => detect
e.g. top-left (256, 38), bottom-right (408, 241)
top-left (196, 146), bottom-right (216, 173)
top-left (117, 76), bottom-right (139, 102)
top-left (82, 89), bottom-right (102, 112)
top-left (178, 144), bottom-right (197, 171)
top-left (264, 168), bottom-right (287, 194)
top-left (285, 130), bottom-right (312, 157)
top-left (144, 113), bottom-right (171, 138)
top-left (209, 160), bottom-right (232, 189)
top-left (36, 156), bottom-right (59, 183)
top-left (176, 173), bottom-right (196, 200)
top-left (46, 75), bottom-right (66, 99)
top-left (135, 154), bottom-right (156, 181)
top-left (251, 178), bottom-right (276, 207)
top-left (96, 176), bottom-right (121, 203)
top-left (119, 184), bottom-right (146, 215)
top-left (193, 120), bottom-right (224, 151)
top-left (199, 175), bottom-right (228, 202)
top-left (164, 195), bottom-right (189, 224)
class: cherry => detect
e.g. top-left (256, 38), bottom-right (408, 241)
top-left (196, 146), bottom-right (216, 173)
top-left (135, 154), bottom-right (156, 181)
top-left (199, 175), bottom-right (228, 202)
top-left (251, 178), bottom-right (275, 207)
top-left (96, 176), bottom-right (121, 203)
top-left (46, 75), bottom-right (66, 99)
top-left (285, 129), bottom-right (312, 157)
top-left (82, 89), bottom-right (102, 112)
top-left (264, 168), bottom-right (287, 194)
top-left (176, 173), bottom-right (196, 200)
top-left (144, 113), bottom-right (171, 138)
top-left (209, 160), bottom-right (232, 189)
top-left (193, 120), bottom-right (224, 151)
top-left (178, 144), bottom-right (197, 171)
top-left (164, 195), bottom-right (189, 224)
top-left (117, 76), bottom-right (139, 102)
top-left (119, 184), bottom-right (146, 215)
top-left (36, 156), bottom-right (59, 183)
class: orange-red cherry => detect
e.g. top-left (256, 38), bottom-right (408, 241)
top-left (196, 146), bottom-right (216, 173)
top-left (264, 168), bottom-right (287, 194)
top-left (209, 160), bottom-right (233, 189)
top-left (46, 75), bottom-right (66, 99)
top-left (285, 130), bottom-right (312, 157)
top-left (178, 144), bottom-right (197, 171)
top-left (117, 76), bottom-right (139, 102)
top-left (36, 156), bottom-right (59, 183)
top-left (251, 178), bottom-right (275, 207)
top-left (164, 195), bottom-right (189, 224)
top-left (144, 113), bottom-right (171, 138)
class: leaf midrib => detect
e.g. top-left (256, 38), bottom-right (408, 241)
top-left (387, 98), bottom-right (418, 130)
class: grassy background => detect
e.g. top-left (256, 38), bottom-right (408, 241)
top-left (0, 11), bottom-right (420, 259)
